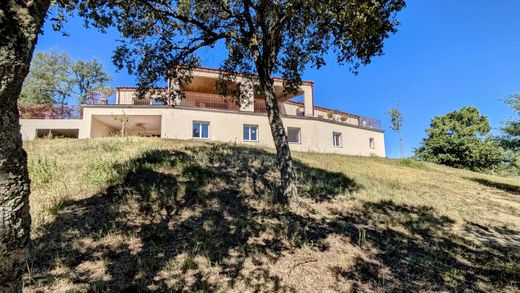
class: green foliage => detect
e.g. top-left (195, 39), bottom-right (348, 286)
top-left (20, 50), bottom-right (73, 105)
top-left (29, 157), bottom-right (58, 184)
top-left (388, 107), bottom-right (404, 133)
top-left (20, 50), bottom-right (112, 105)
top-left (498, 94), bottom-right (520, 151)
top-left (399, 158), bottom-right (425, 169)
top-left (72, 59), bottom-right (111, 104)
top-left (415, 107), bottom-right (503, 170)
top-left (57, 0), bottom-right (405, 98)
top-left (387, 103), bottom-right (405, 158)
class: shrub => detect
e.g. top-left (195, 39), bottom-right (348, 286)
top-left (415, 107), bottom-right (504, 171)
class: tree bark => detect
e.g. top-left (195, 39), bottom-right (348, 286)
top-left (0, 1), bottom-right (51, 291)
top-left (257, 73), bottom-right (297, 203)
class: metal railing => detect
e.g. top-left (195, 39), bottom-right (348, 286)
top-left (18, 93), bottom-right (382, 131)
top-left (179, 92), bottom-right (240, 111)
top-left (358, 117), bottom-right (382, 130)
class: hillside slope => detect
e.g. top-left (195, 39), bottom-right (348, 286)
top-left (23, 138), bottom-right (520, 292)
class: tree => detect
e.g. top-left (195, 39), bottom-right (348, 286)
top-left (415, 107), bottom-right (503, 170)
top-left (72, 59), bottom-right (111, 104)
top-left (21, 51), bottom-right (112, 106)
top-left (20, 50), bottom-right (73, 107)
top-left (387, 103), bottom-right (404, 158)
top-left (1, 1), bottom-right (404, 289)
top-left (499, 94), bottom-right (520, 151)
top-left (0, 1), bottom-right (52, 291)
top-left (70, 0), bottom-right (405, 202)
top-left (496, 94), bottom-right (520, 172)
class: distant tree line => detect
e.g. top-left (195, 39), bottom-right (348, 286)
top-left (20, 50), bottom-right (113, 107)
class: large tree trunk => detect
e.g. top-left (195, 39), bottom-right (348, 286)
top-left (258, 74), bottom-right (297, 203)
top-left (0, 1), bottom-right (51, 291)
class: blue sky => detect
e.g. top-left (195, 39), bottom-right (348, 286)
top-left (36, 1), bottom-right (520, 158)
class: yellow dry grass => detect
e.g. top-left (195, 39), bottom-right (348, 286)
top-left (23, 137), bottom-right (520, 292)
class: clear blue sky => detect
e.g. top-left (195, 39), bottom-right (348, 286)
top-left (35, 1), bottom-right (520, 158)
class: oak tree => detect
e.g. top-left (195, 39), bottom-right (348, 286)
top-left (0, 1), bottom-right (404, 290)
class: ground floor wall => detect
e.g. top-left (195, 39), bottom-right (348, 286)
top-left (20, 106), bottom-right (386, 157)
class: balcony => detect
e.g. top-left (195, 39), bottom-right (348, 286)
top-left (19, 92), bottom-right (382, 131)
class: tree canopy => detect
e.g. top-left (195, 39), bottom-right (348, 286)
top-left (20, 50), bottom-right (73, 105)
top-left (415, 106), bottom-right (503, 170)
top-left (500, 94), bottom-right (520, 151)
top-left (20, 50), bottom-right (111, 106)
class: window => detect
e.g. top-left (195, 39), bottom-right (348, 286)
top-left (287, 127), bottom-right (301, 143)
top-left (333, 132), bottom-right (342, 147)
top-left (193, 121), bottom-right (209, 139)
top-left (369, 137), bottom-right (375, 149)
top-left (243, 125), bottom-right (258, 141)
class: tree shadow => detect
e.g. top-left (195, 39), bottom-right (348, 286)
top-left (26, 144), bottom-right (357, 291)
top-left (25, 144), bottom-right (520, 292)
top-left (329, 200), bottom-right (520, 292)
top-left (468, 177), bottom-right (520, 195)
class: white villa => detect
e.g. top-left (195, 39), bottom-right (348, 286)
top-left (19, 67), bottom-right (385, 157)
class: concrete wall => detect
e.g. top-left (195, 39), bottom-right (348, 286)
top-left (79, 106), bottom-right (385, 157)
top-left (20, 119), bottom-right (83, 140)
top-left (21, 106), bottom-right (385, 157)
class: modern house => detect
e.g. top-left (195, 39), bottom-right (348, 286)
top-left (19, 67), bottom-right (385, 157)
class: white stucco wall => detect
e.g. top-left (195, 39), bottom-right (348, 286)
top-left (19, 119), bottom-right (83, 140)
top-left (20, 106), bottom-right (385, 157)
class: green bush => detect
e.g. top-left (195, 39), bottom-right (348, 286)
top-left (415, 107), bottom-right (503, 171)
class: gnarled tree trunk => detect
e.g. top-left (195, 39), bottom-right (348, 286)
top-left (257, 73), bottom-right (297, 203)
top-left (0, 1), bottom-right (50, 291)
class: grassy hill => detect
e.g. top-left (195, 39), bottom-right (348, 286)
top-left (23, 138), bottom-right (520, 292)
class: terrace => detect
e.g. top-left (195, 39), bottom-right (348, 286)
top-left (19, 91), bottom-right (382, 131)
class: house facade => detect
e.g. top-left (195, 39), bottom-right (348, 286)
top-left (19, 67), bottom-right (385, 157)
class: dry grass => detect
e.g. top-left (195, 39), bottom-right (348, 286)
top-left (23, 137), bottom-right (520, 292)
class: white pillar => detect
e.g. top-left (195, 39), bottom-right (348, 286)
top-left (302, 84), bottom-right (314, 117)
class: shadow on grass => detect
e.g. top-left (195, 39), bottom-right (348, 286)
top-left (26, 144), bottom-right (520, 292)
top-left (329, 200), bottom-right (520, 292)
top-left (469, 177), bottom-right (520, 195)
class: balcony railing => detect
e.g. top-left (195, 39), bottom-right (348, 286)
top-left (19, 104), bottom-right (82, 119)
top-left (358, 117), bottom-right (382, 130)
top-left (18, 93), bottom-right (382, 131)
top-left (179, 92), bottom-right (240, 111)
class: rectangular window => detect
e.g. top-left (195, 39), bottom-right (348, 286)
top-left (333, 132), bottom-right (342, 147)
top-left (287, 127), bottom-right (301, 143)
top-left (369, 137), bottom-right (375, 149)
top-left (193, 121), bottom-right (209, 139)
top-left (243, 125), bottom-right (258, 141)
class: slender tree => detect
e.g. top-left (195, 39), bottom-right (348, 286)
top-left (387, 103), bottom-right (404, 158)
